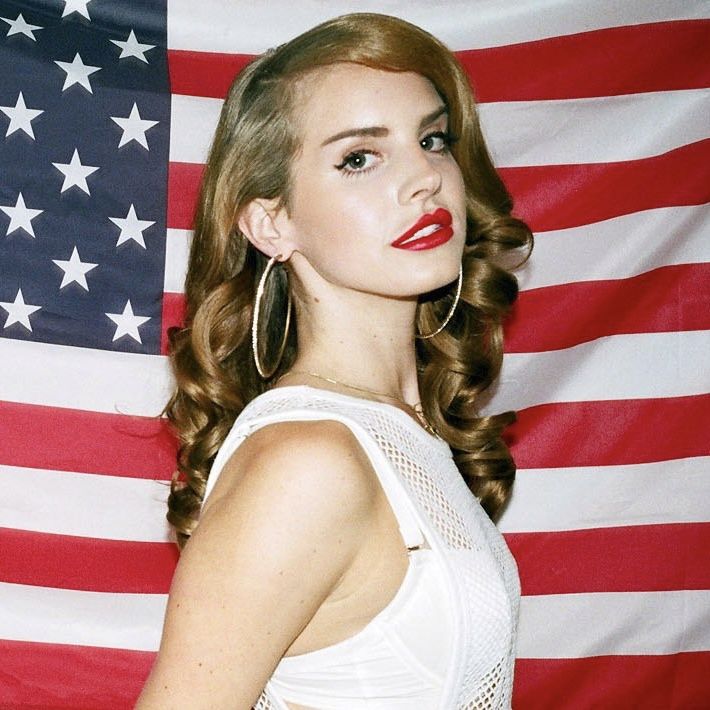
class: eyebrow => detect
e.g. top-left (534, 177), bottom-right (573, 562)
top-left (320, 105), bottom-right (448, 147)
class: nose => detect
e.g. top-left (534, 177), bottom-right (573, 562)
top-left (396, 149), bottom-right (443, 205)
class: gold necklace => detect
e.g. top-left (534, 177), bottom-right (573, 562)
top-left (277, 370), bottom-right (441, 439)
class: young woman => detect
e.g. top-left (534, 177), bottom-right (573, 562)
top-left (137, 12), bottom-right (532, 710)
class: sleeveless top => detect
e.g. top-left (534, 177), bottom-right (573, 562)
top-left (201, 385), bottom-right (520, 709)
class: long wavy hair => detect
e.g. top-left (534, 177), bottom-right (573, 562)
top-left (165, 13), bottom-right (533, 549)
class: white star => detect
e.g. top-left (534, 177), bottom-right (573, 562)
top-left (0, 192), bottom-right (43, 237)
top-left (110, 103), bottom-right (159, 149)
top-left (106, 300), bottom-right (150, 343)
top-left (110, 30), bottom-right (155, 63)
top-left (0, 92), bottom-right (44, 139)
top-left (54, 52), bottom-right (101, 93)
top-left (52, 246), bottom-right (97, 290)
top-left (1, 13), bottom-right (42, 40)
top-left (62, 0), bottom-right (92, 20)
top-left (52, 148), bottom-right (99, 194)
top-left (109, 204), bottom-right (155, 248)
top-left (0, 288), bottom-right (41, 331)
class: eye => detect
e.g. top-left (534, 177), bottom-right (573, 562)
top-left (420, 131), bottom-right (455, 153)
top-left (335, 150), bottom-right (379, 175)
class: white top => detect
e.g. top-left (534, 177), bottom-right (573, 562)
top-left (202, 385), bottom-right (520, 710)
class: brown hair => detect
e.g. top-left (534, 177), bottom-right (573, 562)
top-left (165, 13), bottom-right (533, 549)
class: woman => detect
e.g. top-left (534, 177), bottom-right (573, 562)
top-left (137, 12), bottom-right (532, 710)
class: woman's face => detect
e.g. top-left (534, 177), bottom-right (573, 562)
top-left (277, 62), bottom-right (467, 300)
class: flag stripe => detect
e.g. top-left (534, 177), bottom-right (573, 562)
top-left (513, 653), bottom-right (710, 710)
top-left (8, 457), bottom-right (706, 543)
top-left (0, 528), bottom-right (177, 594)
top-left (517, 590), bottom-right (710, 658)
top-left (163, 204), bottom-right (710, 296)
top-left (4, 331), bottom-right (706, 417)
top-left (501, 138), bottom-right (710, 233)
top-left (505, 263), bottom-right (710, 353)
top-left (499, 457), bottom-right (709, 534)
top-left (0, 639), bottom-right (153, 710)
top-left (517, 204), bottom-right (709, 292)
top-left (166, 139), bottom-right (710, 233)
top-left (0, 582), bottom-right (166, 651)
top-left (0, 401), bottom-right (175, 478)
top-left (3, 522), bottom-right (705, 597)
top-left (169, 89), bottom-right (710, 167)
top-left (2, 583), bottom-right (707, 656)
top-left (2, 465), bottom-right (172, 542)
top-left (506, 523), bottom-right (710, 595)
top-left (508, 395), bottom-right (710, 469)
top-left (166, 20), bottom-right (710, 101)
top-left (490, 330), bottom-right (709, 414)
top-left (0, 339), bottom-right (171, 416)
top-left (479, 89), bottom-right (710, 167)
top-left (166, 1), bottom-right (710, 53)
top-left (460, 20), bottom-right (710, 102)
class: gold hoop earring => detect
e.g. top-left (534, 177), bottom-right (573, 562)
top-left (251, 254), bottom-right (292, 379)
top-left (415, 264), bottom-right (463, 340)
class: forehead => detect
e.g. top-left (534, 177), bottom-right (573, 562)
top-left (294, 63), bottom-right (444, 141)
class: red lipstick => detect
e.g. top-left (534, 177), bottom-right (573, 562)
top-left (391, 208), bottom-right (453, 251)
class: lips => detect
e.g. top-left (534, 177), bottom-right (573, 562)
top-left (391, 208), bottom-right (454, 251)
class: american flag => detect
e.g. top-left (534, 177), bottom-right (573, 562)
top-left (0, 1), bottom-right (708, 708)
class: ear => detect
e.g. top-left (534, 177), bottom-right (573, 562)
top-left (237, 198), bottom-right (295, 261)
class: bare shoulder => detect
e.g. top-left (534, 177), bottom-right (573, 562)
top-left (136, 419), bottom-right (377, 709)
top-left (203, 417), bottom-right (379, 522)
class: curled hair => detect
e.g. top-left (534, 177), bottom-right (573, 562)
top-left (165, 13), bottom-right (533, 548)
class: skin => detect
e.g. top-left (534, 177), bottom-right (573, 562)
top-left (136, 64), bottom-right (466, 709)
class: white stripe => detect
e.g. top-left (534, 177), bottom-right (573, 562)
top-left (164, 206), bottom-right (710, 297)
top-left (0, 582), bottom-right (166, 651)
top-left (167, 0), bottom-right (709, 53)
top-left (1, 465), bottom-right (172, 542)
top-left (3, 583), bottom-right (707, 656)
top-left (170, 90), bottom-right (710, 167)
top-left (499, 457), bottom-right (710, 533)
top-left (518, 590), bottom-right (710, 658)
top-left (0, 338), bottom-right (172, 416)
top-left (164, 228), bottom-right (191, 293)
top-left (480, 89), bottom-right (710, 167)
top-left (169, 94), bottom-right (220, 165)
top-left (9, 456), bottom-right (706, 542)
top-left (3, 329), bottom-right (706, 416)
top-left (517, 204), bottom-right (710, 292)
top-left (483, 330), bottom-right (710, 414)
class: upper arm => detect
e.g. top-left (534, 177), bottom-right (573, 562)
top-left (136, 419), bottom-right (377, 709)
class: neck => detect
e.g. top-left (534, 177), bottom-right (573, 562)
top-left (285, 283), bottom-right (422, 408)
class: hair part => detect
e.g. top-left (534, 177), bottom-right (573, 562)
top-left (165, 13), bottom-right (533, 549)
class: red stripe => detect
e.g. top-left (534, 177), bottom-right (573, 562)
top-left (168, 140), bottom-right (710, 233)
top-left (0, 639), bottom-right (154, 710)
top-left (161, 291), bottom-right (187, 355)
top-left (505, 263), bottom-right (710, 353)
top-left (167, 160), bottom-right (204, 231)
top-left (167, 21), bottom-right (710, 102)
top-left (506, 523), bottom-right (710, 596)
top-left (513, 652), bottom-right (710, 710)
top-left (168, 49), bottom-right (252, 99)
top-left (463, 20), bottom-right (710, 102)
top-left (509, 394), bottom-right (710, 469)
top-left (0, 528), bottom-right (177, 593)
top-left (0, 401), bottom-right (176, 480)
top-left (502, 139), bottom-right (710, 233)
top-left (5, 522), bottom-right (705, 597)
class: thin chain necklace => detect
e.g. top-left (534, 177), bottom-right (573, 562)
top-left (276, 370), bottom-right (441, 439)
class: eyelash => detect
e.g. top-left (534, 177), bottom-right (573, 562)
top-left (334, 130), bottom-right (458, 178)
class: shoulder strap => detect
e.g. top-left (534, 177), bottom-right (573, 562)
top-left (202, 407), bottom-right (425, 550)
